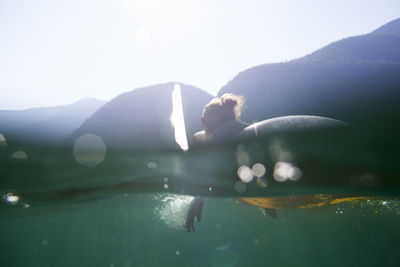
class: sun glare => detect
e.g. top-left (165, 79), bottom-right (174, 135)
top-left (171, 84), bottom-right (188, 151)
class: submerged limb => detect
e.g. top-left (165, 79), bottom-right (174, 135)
top-left (185, 197), bottom-right (204, 232)
top-left (263, 208), bottom-right (278, 218)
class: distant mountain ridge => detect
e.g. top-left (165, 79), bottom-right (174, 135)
top-left (371, 18), bottom-right (400, 38)
top-left (303, 34), bottom-right (400, 62)
top-left (0, 97), bottom-right (106, 144)
top-left (68, 82), bottom-right (213, 150)
top-left (303, 18), bottom-right (400, 62)
top-left (3, 18), bottom-right (400, 148)
top-left (218, 18), bottom-right (400, 126)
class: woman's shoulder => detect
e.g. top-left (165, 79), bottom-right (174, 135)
top-left (190, 120), bottom-right (249, 146)
top-left (190, 130), bottom-right (214, 145)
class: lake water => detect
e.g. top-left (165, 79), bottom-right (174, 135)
top-left (1, 127), bottom-right (399, 266)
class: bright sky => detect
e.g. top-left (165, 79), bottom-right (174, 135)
top-left (0, 0), bottom-right (399, 110)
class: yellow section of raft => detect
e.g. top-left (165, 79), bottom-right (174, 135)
top-left (240, 195), bottom-right (370, 210)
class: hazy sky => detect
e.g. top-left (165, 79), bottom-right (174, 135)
top-left (1, 0), bottom-right (399, 109)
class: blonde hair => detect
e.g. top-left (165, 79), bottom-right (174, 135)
top-left (203, 93), bottom-right (245, 121)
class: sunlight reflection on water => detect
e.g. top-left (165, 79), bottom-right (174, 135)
top-left (11, 150), bottom-right (27, 159)
top-left (2, 192), bottom-right (20, 205)
top-left (153, 193), bottom-right (194, 231)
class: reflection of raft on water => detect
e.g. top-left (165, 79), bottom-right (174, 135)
top-left (240, 195), bottom-right (370, 211)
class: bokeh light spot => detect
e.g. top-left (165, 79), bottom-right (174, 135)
top-left (252, 163), bottom-right (266, 177)
top-left (73, 134), bottom-right (106, 167)
top-left (237, 165), bottom-right (253, 183)
top-left (273, 162), bottom-right (302, 182)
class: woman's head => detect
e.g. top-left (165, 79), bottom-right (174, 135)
top-left (202, 93), bottom-right (245, 132)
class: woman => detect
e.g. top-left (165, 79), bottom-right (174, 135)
top-left (186, 94), bottom-right (248, 232)
top-left (191, 93), bottom-right (249, 145)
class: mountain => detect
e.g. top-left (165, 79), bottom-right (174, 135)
top-left (218, 18), bottom-right (400, 126)
top-left (0, 97), bottom-right (106, 144)
top-left (68, 82), bottom-right (213, 150)
top-left (371, 18), bottom-right (400, 38)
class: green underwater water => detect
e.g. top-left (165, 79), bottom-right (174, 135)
top-left (1, 194), bottom-right (400, 267)
top-left (1, 127), bottom-right (400, 266)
